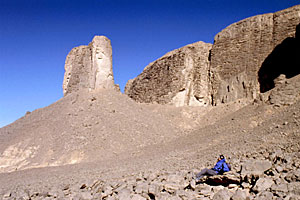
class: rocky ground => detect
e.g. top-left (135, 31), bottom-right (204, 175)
top-left (0, 88), bottom-right (300, 199)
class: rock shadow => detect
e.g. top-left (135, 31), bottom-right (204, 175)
top-left (258, 23), bottom-right (300, 93)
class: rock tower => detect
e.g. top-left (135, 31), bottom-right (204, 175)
top-left (63, 36), bottom-right (115, 95)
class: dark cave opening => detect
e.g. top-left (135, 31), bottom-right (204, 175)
top-left (258, 23), bottom-right (300, 93)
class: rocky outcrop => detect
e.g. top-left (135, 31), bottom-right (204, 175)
top-left (125, 41), bottom-right (212, 106)
top-left (210, 5), bottom-right (300, 105)
top-left (63, 36), bottom-right (115, 95)
top-left (125, 5), bottom-right (300, 107)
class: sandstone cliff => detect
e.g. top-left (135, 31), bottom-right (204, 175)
top-left (63, 36), bottom-right (115, 95)
top-left (210, 5), bottom-right (300, 105)
top-left (125, 5), bottom-right (300, 107)
top-left (125, 41), bottom-right (212, 106)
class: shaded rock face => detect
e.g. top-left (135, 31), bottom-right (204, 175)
top-left (210, 5), bottom-right (300, 105)
top-left (259, 24), bottom-right (300, 93)
top-left (63, 36), bottom-right (115, 95)
top-left (125, 41), bottom-right (212, 106)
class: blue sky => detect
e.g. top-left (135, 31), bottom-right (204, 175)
top-left (0, 0), bottom-right (299, 127)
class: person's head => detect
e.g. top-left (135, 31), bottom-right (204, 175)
top-left (218, 155), bottom-right (225, 161)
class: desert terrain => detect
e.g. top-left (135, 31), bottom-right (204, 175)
top-left (0, 85), bottom-right (299, 199)
top-left (0, 4), bottom-right (300, 200)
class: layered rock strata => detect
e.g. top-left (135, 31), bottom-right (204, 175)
top-left (63, 36), bottom-right (115, 95)
top-left (126, 5), bottom-right (300, 106)
top-left (125, 41), bottom-right (212, 106)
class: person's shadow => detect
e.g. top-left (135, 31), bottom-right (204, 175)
top-left (258, 23), bottom-right (300, 93)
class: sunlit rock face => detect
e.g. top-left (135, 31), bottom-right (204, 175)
top-left (210, 5), bottom-right (300, 105)
top-left (125, 41), bottom-right (212, 107)
top-left (125, 5), bottom-right (300, 107)
top-left (63, 36), bottom-right (115, 95)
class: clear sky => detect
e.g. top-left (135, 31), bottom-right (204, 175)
top-left (0, 0), bottom-right (299, 128)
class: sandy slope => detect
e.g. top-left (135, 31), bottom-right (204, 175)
top-left (0, 88), bottom-right (299, 195)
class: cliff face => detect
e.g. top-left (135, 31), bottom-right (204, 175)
top-left (210, 5), bottom-right (300, 105)
top-left (125, 5), bottom-right (300, 107)
top-left (125, 41), bottom-right (212, 106)
top-left (63, 36), bottom-right (115, 96)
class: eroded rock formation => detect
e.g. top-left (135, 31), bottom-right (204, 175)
top-left (210, 5), bottom-right (300, 105)
top-left (126, 5), bottom-right (300, 107)
top-left (63, 36), bottom-right (115, 95)
top-left (125, 41), bottom-right (212, 106)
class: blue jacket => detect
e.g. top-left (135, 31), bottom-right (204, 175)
top-left (213, 159), bottom-right (230, 174)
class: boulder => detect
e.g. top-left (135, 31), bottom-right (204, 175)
top-left (175, 190), bottom-right (196, 200)
top-left (252, 177), bottom-right (273, 193)
top-left (116, 188), bottom-right (131, 200)
top-left (134, 182), bottom-right (149, 194)
top-left (212, 188), bottom-right (231, 200)
top-left (271, 182), bottom-right (289, 194)
top-left (156, 192), bottom-right (172, 200)
top-left (241, 160), bottom-right (272, 178)
top-left (63, 35), bottom-right (116, 95)
top-left (148, 182), bottom-right (161, 196)
top-left (163, 182), bottom-right (181, 194)
top-left (130, 194), bottom-right (147, 200)
top-left (195, 184), bottom-right (212, 196)
top-left (255, 191), bottom-right (274, 199)
top-left (231, 189), bottom-right (248, 200)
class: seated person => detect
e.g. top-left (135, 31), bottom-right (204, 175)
top-left (195, 155), bottom-right (230, 181)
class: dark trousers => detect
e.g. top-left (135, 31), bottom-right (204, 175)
top-left (196, 168), bottom-right (218, 180)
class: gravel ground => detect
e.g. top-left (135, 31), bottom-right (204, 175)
top-left (0, 88), bottom-right (299, 199)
